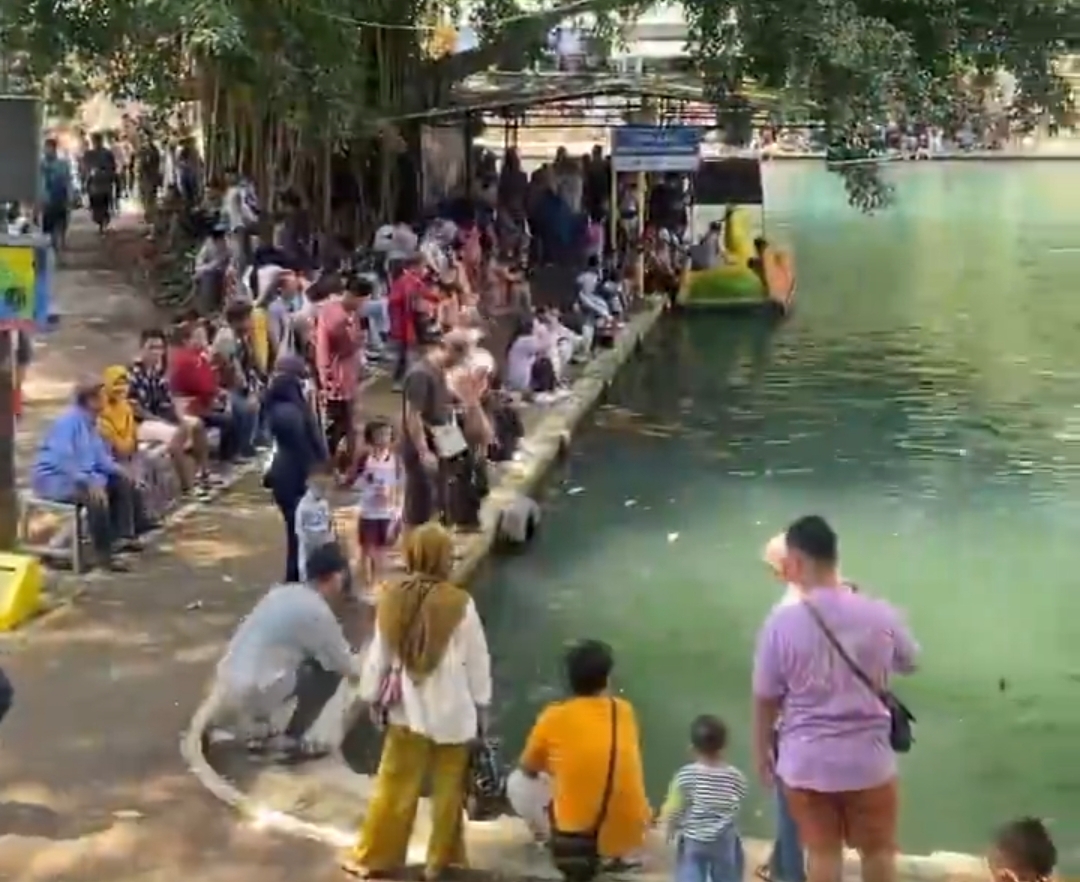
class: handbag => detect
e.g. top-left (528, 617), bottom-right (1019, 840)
top-left (432, 419), bottom-right (468, 460)
top-left (803, 602), bottom-right (916, 753)
top-left (466, 736), bottom-right (506, 821)
top-left (371, 583), bottom-right (435, 726)
top-left (549, 699), bottom-right (618, 882)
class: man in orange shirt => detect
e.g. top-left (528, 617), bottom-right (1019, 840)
top-left (509, 640), bottom-right (651, 874)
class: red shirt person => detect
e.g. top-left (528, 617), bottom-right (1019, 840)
top-left (168, 323), bottom-right (220, 418)
top-left (315, 276), bottom-right (365, 465)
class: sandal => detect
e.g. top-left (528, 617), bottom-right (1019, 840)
top-left (271, 736), bottom-right (331, 765)
top-left (339, 857), bottom-right (367, 878)
top-left (755, 865), bottom-right (773, 882)
top-left (340, 857), bottom-right (388, 879)
top-left (602, 858), bottom-right (644, 874)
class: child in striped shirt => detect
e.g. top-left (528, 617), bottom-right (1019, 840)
top-left (661, 714), bottom-right (748, 882)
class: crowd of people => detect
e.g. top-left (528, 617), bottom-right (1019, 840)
top-left (25, 135), bottom-right (664, 576)
top-left (204, 511), bottom-right (1058, 882)
top-left (18, 136), bottom-right (1050, 882)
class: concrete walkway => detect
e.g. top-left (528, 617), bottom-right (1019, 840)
top-left (17, 208), bottom-right (164, 474)
top-left (0, 475), bottom-right (351, 882)
top-left (0, 222), bottom-right (381, 881)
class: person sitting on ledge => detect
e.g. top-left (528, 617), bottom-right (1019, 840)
top-left (31, 376), bottom-right (153, 571)
top-left (97, 364), bottom-right (173, 522)
top-left (507, 639), bottom-right (652, 878)
top-left (168, 321), bottom-right (248, 462)
top-left (204, 541), bottom-right (359, 762)
top-left (128, 328), bottom-right (214, 500)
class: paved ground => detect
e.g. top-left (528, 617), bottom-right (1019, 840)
top-left (0, 476), bottom-right (362, 882)
top-left (0, 216), bottom-right (394, 881)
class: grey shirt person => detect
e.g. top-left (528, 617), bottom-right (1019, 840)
top-left (215, 582), bottom-right (355, 720)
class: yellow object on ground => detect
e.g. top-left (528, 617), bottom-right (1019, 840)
top-left (0, 551), bottom-right (45, 631)
top-left (349, 724), bottom-right (469, 874)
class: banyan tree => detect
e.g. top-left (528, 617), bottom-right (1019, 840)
top-left (0, 0), bottom-right (1076, 223)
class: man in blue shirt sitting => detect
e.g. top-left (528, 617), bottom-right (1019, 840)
top-left (31, 377), bottom-right (152, 571)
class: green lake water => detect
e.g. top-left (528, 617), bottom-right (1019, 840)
top-left (477, 162), bottom-right (1080, 864)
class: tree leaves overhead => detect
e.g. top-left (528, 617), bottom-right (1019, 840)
top-left (0, 0), bottom-right (1076, 211)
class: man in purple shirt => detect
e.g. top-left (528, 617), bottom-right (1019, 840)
top-left (752, 515), bottom-right (919, 882)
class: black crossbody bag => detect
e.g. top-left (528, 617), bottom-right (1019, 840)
top-left (549, 699), bottom-right (618, 882)
top-left (804, 603), bottom-right (916, 753)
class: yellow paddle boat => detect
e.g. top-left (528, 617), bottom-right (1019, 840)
top-left (679, 159), bottom-right (796, 313)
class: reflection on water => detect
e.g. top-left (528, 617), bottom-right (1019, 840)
top-left (477, 163), bottom-right (1080, 863)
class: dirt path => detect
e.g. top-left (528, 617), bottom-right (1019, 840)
top-left (0, 475), bottom-right (359, 882)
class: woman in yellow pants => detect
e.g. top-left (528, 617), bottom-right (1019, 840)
top-left (343, 523), bottom-right (493, 880)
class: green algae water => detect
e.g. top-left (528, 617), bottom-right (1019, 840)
top-left (478, 162), bottom-right (1080, 866)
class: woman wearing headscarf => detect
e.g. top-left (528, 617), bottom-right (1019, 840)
top-left (262, 354), bottom-right (328, 582)
top-left (97, 365), bottom-right (168, 522)
top-left (342, 523), bottom-right (492, 881)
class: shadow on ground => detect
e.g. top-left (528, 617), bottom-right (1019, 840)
top-left (0, 476), bottom-right (356, 882)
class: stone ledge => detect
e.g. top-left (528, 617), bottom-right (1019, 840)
top-left (452, 304), bottom-right (665, 585)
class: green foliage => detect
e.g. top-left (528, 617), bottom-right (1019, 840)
top-left (1, 0), bottom-right (1075, 214)
top-left (683, 0), bottom-right (1079, 209)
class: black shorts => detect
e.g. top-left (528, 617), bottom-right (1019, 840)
top-left (358, 517), bottom-right (395, 549)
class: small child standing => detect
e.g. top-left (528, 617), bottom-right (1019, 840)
top-left (348, 420), bottom-right (402, 592)
top-left (989, 817), bottom-right (1057, 882)
top-left (661, 715), bottom-right (748, 882)
top-left (294, 463), bottom-right (336, 582)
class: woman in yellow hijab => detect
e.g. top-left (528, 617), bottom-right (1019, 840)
top-left (98, 366), bottom-right (138, 458)
top-left (97, 365), bottom-right (169, 520)
top-left (344, 522), bottom-right (492, 881)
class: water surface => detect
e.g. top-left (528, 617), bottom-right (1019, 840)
top-left (479, 162), bottom-right (1080, 863)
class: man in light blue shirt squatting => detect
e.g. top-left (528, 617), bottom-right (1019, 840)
top-left (204, 541), bottom-right (360, 763)
top-left (31, 377), bottom-right (153, 571)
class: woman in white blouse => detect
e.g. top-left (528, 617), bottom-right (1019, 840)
top-left (343, 522), bottom-right (492, 880)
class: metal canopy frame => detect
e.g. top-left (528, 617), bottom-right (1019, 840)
top-left (387, 71), bottom-right (787, 129)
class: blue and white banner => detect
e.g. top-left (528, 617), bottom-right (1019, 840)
top-left (611, 125), bottom-right (703, 173)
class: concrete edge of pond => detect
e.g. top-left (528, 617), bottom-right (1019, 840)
top-left (179, 302), bottom-right (988, 881)
top-left (450, 302), bottom-right (666, 586)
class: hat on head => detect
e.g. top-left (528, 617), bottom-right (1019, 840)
top-left (305, 541), bottom-right (350, 581)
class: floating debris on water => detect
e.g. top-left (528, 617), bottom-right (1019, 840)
top-left (667, 532), bottom-right (680, 543)
top-left (624, 499), bottom-right (638, 507)
top-left (566, 486), bottom-right (585, 496)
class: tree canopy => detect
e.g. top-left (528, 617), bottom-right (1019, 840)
top-left (0, 0), bottom-right (1076, 212)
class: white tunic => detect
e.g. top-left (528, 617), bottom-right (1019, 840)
top-left (359, 598), bottom-right (492, 744)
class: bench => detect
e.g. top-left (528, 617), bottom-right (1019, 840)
top-left (18, 442), bottom-right (183, 573)
top-left (19, 494), bottom-right (88, 573)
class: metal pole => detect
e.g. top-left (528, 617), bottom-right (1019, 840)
top-left (0, 329), bottom-right (16, 549)
top-left (635, 170), bottom-right (646, 297)
top-left (608, 130), bottom-right (617, 261)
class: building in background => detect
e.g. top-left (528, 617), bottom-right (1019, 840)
top-left (610, 3), bottom-right (692, 75)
